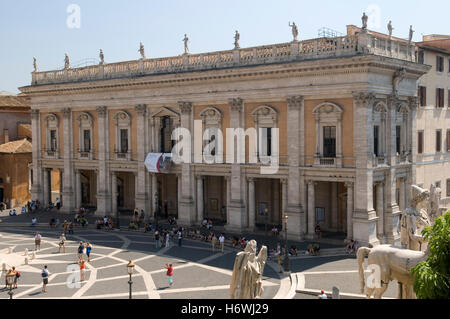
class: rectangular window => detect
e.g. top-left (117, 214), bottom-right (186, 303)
top-left (396, 126), bottom-right (401, 154)
top-left (436, 88), bottom-right (444, 107)
top-left (83, 130), bottom-right (91, 152)
top-left (436, 130), bottom-right (442, 153)
top-left (418, 86), bottom-right (427, 106)
top-left (323, 126), bottom-right (336, 158)
top-left (120, 129), bottom-right (128, 153)
top-left (374, 126), bottom-right (379, 157)
top-left (436, 56), bottom-right (444, 72)
top-left (436, 181), bottom-right (441, 189)
top-left (50, 130), bottom-right (57, 151)
top-left (448, 89), bottom-right (450, 107)
top-left (447, 130), bottom-right (450, 152)
top-left (418, 50), bottom-right (425, 64)
top-left (447, 179), bottom-right (450, 197)
top-left (418, 131), bottom-right (424, 154)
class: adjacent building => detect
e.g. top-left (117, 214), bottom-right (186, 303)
top-left (20, 21), bottom-right (430, 246)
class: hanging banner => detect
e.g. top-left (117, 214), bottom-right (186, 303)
top-left (145, 153), bottom-right (173, 173)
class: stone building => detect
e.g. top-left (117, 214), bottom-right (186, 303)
top-left (20, 22), bottom-right (430, 246)
top-left (415, 35), bottom-right (450, 207)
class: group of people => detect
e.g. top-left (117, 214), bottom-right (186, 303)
top-left (201, 218), bottom-right (213, 230)
top-left (3, 266), bottom-right (21, 290)
top-left (308, 243), bottom-right (321, 256)
top-left (154, 228), bottom-right (172, 249)
top-left (346, 239), bottom-right (360, 254)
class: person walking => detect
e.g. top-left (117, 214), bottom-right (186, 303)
top-left (219, 234), bottom-right (225, 253)
top-left (155, 230), bottom-right (160, 249)
top-left (177, 229), bottom-right (182, 247)
top-left (11, 266), bottom-right (20, 289)
top-left (165, 232), bottom-right (170, 248)
top-left (211, 234), bottom-right (218, 253)
top-left (41, 265), bottom-right (49, 293)
top-left (77, 242), bottom-right (84, 261)
top-left (276, 245), bottom-right (283, 273)
top-left (78, 259), bottom-right (86, 282)
top-left (58, 233), bottom-right (66, 253)
top-left (34, 232), bottom-right (42, 251)
top-left (165, 263), bottom-right (174, 287)
top-left (86, 243), bottom-right (92, 262)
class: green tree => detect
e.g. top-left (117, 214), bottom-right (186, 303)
top-left (411, 211), bottom-right (450, 299)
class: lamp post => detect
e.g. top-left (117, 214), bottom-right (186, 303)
top-left (127, 260), bottom-right (135, 299)
top-left (283, 215), bottom-right (290, 272)
top-left (6, 270), bottom-right (15, 299)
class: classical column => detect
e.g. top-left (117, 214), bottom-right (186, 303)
top-left (376, 182), bottom-right (385, 243)
top-left (75, 170), bottom-right (81, 209)
top-left (96, 106), bottom-right (111, 216)
top-left (177, 174), bottom-right (181, 219)
top-left (399, 178), bottom-right (406, 212)
top-left (178, 102), bottom-right (196, 226)
top-left (345, 182), bottom-right (354, 241)
top-left (111, 172), bottom-right (118, 222)
top-left (336, 117), bottom-right (343, 166)
top-left (285, 96), bottom-right (304, 240)
top-left (135, 104), bottom-right (149, 215)
top-left (152, 173), bottom-right (158, 216)
top-left (197, 176), bottom-right (204, 223)
top-left (225, 176), bottom-right (231, 225)
top-left (61, 107), bottom-right (75, 213)
top-left (315, 115), bottom-right (320, 156)
top-left (31, 109), bottom-right (43, 202)
top-left (307, 180), bottom-right (316, 239)
top-left (43, 169), bottom-right (50, 205)
top-left (331, 182), bottom-right (338, 230)
top-left (248, 177), bottom-right (255, 230)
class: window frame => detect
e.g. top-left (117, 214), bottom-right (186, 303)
top-left (436, 129), bottom-right (442, 153)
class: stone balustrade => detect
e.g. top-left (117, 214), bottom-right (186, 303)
top-left (31, 33), bottom-right (416, 86)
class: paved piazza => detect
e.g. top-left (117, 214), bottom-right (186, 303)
top-left (0, 227), bottom-right (398, 299)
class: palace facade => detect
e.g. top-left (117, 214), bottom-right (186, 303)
top-left (20, 25), bottom-right (430, 246)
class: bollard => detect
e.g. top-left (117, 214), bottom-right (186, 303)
top-left (8, 247), bottom-right (12, 254)
top-left (1, 263), bottom-right (5, 272)
top-left (24, 257), bottom-right (29, 265)
top-left (24, 248), bottom-right (29, 256)
top-left (31, 252), bottom-right (36, 260)
top-left (332, 286), bottom-right (340, 299)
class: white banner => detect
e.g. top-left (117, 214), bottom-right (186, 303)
top-left (144, 153), bottom-right (173, 173)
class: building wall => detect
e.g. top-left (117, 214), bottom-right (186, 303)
top-left (0, 111), bottom-right (30, 143)
top-left (0, 153), bottom-right (31, 207)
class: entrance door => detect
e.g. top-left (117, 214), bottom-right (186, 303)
top-left (0, 187), bottom-right (3, 203)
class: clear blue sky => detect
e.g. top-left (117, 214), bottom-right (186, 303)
top-left (0, 0), bottom-right (448, 94)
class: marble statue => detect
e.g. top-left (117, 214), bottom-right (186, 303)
top-left (64, 54), bottom-right (70, 70)
top-left (234, 30), bottom-right (240, 49)
top-left (387, 21), bottom-right (393, 38)
top-left (361, 12), bottom-right (368, 32)
top-left (409, 25), bottom-right (414, 43)
top-left (392, 68), bottom-right (407, 97)
top-left (400, 185), bottom-right (431, 251)
top-left (183, 34), bottom-right (189, 55)
top-left (426, 184), bottom-right (448, 223)
top-left (139, 42), bottom-right (146, 60)
top-left (99, 49), bottom-right (104, 65)
top-left (289, 22), bottom-right (299, 42)
top-left (33, 57), bottom-right (37, 72)
top-left (230, 240), bottom-right (267, 299)
top-left (357, 244), bottom-right (428, 299)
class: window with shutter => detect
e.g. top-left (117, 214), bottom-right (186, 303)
top-left (419, 86), bottom-right (427, 106)
top-left (418, 131), bottom-right (423, 154)
top-left (436, 130), bottom-right (442, 153)
top-left (447, 130), bottom-right (450, 152)
top-left (447, 179), bottom-right (450, 197)
top-left (418, 51), bottom-right (424, 64)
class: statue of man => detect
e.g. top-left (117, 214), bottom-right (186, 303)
top-left (183, 34), bottom-right (189, 55)
top-left (361, 12), bottom-right (368, 31)
top-left (288, 22), bottom-right (299, 41)
top-left (392, 68), bottom-right (406, 97)
top-left (139, 42), bottom-right (146, 60)
top-left (387, 21), bottom-right (393, 38)
top-left (99, 49), bottom-right (104, 65)
top-left (427, 184), bottom-right (447, 223)
top-left (33, 57), bottom-right (37, 72)
top-left (409, 25), bottom-right (414, 43)
top-left (64, 54), bottom-right (70, 70)
top-left (234, 30), bottom-right (240, 49)
top-left (400, 185), bottom-right (431, 251)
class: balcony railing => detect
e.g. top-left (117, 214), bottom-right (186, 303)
top-left (30, 32), bottom-right (416, 86)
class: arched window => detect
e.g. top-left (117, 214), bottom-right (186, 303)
top-left (312, 102), bottom-right (343, 167)
top-left (45, 114), bottom-right (59, 158)
top-left (372, 102), bottom-right (388, 162)
top-left (200, 107), bottom-right (223, 163)
top-left (113, 111), bottom-right (131, 160)
top-left (150, 107), bottom-right (180, 153)
top-left (251, 105), bottom-right (278, 162)
top-left (396, 103), bottom-right (410, 158)
top-left (77, 112), bottom-right (93, 159)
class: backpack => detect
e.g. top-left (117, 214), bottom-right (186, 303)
top-left (16, 271), bottom-right (21, 278)
top-left (41, 270), bottom-right (48, 278)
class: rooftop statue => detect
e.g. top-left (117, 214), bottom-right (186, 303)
top-left (409, 25), bottom-right (414, 43)
top-left (361, 12), bottom-right (368, 32)
top-left (289, 22), bottom-right (299, 42)
top-left (33, 57), bottom-right (37, 72)
top-left (230, 240), bottom-right (267, 299)
top-left (99, 49), bottom-right (105, 65)
top-left (183, 34), bottom-right (189, 55)
top-left (64, 54), bottom-right (70, 70)
top-left (139, 42), bottom-right (146, 60)
top-left (387, 21), bottom-right (393, 38)
top-left (234, 30), bottom-right (240, 49)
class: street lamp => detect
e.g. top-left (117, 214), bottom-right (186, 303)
top-left (6, 270), bottom-right (15, 299)
top-left (283, 215), bottom-right (290, 272)
top-left (127, 260), bottom-right (135, 299)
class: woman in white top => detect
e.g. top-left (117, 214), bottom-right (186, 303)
top-left (58, 233), bottom-right (66, 253)
top-left (35, 232), bottom-right (42, 251)
top-left (165, 232), bottom-right (170, 248)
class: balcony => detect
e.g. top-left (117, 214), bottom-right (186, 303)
top-left (396, 152), bottom-right (410, 165)
top-left (372, 156), bottom-right (387, 167)
top-left (44, 149), bottom-right (58, 158)
top-left (115, 150), bottom-right (130, 161)
top-left (78, 149), bottom-right (92, 160)
top-left (313, 156), bottom-right (342, 168)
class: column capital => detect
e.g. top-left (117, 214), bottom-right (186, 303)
top-left (287, 95), bottom-right (304, 109)
top-left (195, 174), bottom-right (205, 181)
top-left (96, 106), bottom-right (108, 117)
top-left (280, 178), bottom-right (288, 185)
top-left (30, 109), bottom-right (40, 119)
top-left (306, 180), bottom-right (316, 186)
top-left (408, 96), bottom-right (418, 110)
top-left (225, 175), bottom-right (231, 181)
top-left (135, 104), bottom-right (147, 115)
top-left (247, 177), bottom-right (255, 183)
top-left (344, 181), bottom-right (354, 188)
top-left (61, 107), bottom-right (72, 119)
top-left (178, 102), bottom-right (193, 114)
top-left (352, 91), bottom-right (376, 106)
top-left (228, 97), bottom-right (243, 112)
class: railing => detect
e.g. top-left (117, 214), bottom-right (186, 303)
top-left (320, 158), bottom-right (335, 166)
top-left (373, 156), bottom-right (386, 167)
top-left (31, 32), bottom-right (417, 86)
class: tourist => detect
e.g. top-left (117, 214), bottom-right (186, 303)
top-left (313, 243), bottom-right (320, 255)
top-left (308, 243), bottom-right (315, 255)
top-left (165, 232), bottom-right (170, 248)
top-left (165, 263), bottom-right (174, 287)
top-left (55, 218), bottom-right (60, 228)
top-left (58, 233), bottom-right (66, 253)
top-left (318, 289), bottom-right (328, 299)
top-left (21, 206), bottom-right (26, 215)
top-left (155, 230), bottom-right (160, 249)
top-left (78, 259), bottom-right (86, 281)
top-left (202, 218), bottom-right (208, 228)
top-left (56, 198), bottom-right (61, 210)
top-left (315, 223), bottom-right (322, 238)
top-left (68, 221), bottom-right (74, 234)
top-left (138, 210), bottom-right (145, 228)
top-left (144, 223), bottom-right (153, 233)
top-left (207, 219), bottom-right (213, 230)
top-left (35, 232), bottom-right (42, 251)
top-left (276, 245), bottom-right (283, 273)
top-left (11, 266), bottom-right (20, 289)
top-left (49, 218), bottom-right (56, 228)
top-left (211, 233), bottom-right (218, 253)
top-left (31, 217), bottom-right (37, 227)
top-left (41, 265), bottom-right (49, 293)
top-left (103, 216), bottom-right (108, 229)
top-left (219, 234), bottom-right (225, 253)
top-left (77, 242), bottom-right (84, 261)
top-left (86, 243), bottom-right (92, 262)
top-left (353, 241), bottom-right (360, 253)
top-left (9, 209), bottom-right (17, 216)
top-left (177, 228), bottom-right (182, 247)
top-left (289, 245), bottom-right (298, 256)
top-left (271, 226), bottom-right (279, 236)
top-left (346, 240), bottom-right (355, 254)
top-left (129, 220), bottom-right (137, 230)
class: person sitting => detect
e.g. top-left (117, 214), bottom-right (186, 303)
top-left (68, 222), bottom-right (74, 234)
top-left (307, 243), bottom-right (314, 255)
top-left (49, 218), bottom-right (56, 228)
top-left (31, 217), bottom-right (37, 226)
top-left (144, 223), bottom-right (153, 233)
top-left (313, 243), bottom-right (320, 255)
top-left (206, 219), bottom-right (213, 230)
top-left (9, 209), bottom-right (17, 216)
top-left (201, 218), bottom-right (208, 228)
top-left (353, 241), bottom-right (360, 253)
top-left (315, 223), bottom-right (322, 238)
top-left (128, 221), bottom-right (137, 230)
top-left (21, 206), bottom-right (27, 215)
top-left (289, 245), bottom-right (298, 256)
top-left (231, 236), bottom-right (239, 247)
top-left (346, 240), bottom-right (355, 254)
top-left (271, 226), bottom-right (279, 236)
